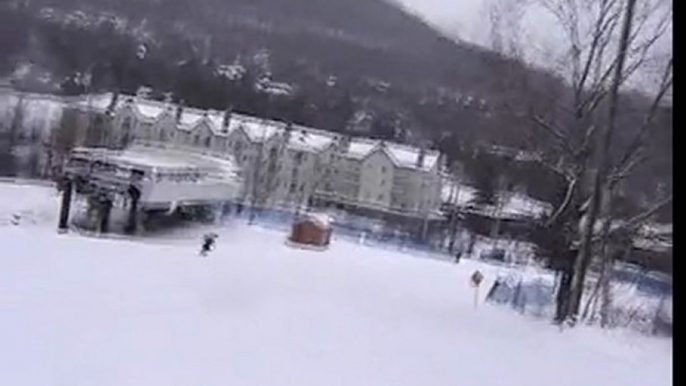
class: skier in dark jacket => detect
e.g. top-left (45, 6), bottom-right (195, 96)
top-left (200, 233), bottom-right (217, 256)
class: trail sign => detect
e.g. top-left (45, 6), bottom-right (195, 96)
top-left (470, 270), bottom-right (484, 309)
top-left (471, 270), bottom-right (484, 287)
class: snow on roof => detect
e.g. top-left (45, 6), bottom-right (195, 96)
top-left (206, 111), bottom-right (227, 133)
top-left (287, 128), bottom-right (335, 153)
top-left (501, 193), bottom-right (553, 219)
top-left (178, 109), bottom-right (206, 130)
top-left (73, 93), bottom-right (119, 112)
top-left (342, 139), bottom-right (439, 171)
top-left (442, 180), bottom-right (553, 220)
top-left (346, 139), bottom-right (378, 160)
top-left (234, 116), bottom-right (283, 142)
top-left (135, 100), bottom-right (166, 120)
top-left (301, 212), bottom-right (333, 228)
top-left (441, 180), bottom-right (477, 206)
top-left (385, 143), bottom-right (440, 171)
top-left (60, 92), bottom-right (443, 172)
top-left (73, 145), bottom-right (241, 179)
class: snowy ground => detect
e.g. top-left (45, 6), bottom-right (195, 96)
top-left (0, 182), bottom-right (673, 386)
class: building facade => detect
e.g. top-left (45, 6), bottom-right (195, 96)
top-left (68, 93), bottom-right (444, 226)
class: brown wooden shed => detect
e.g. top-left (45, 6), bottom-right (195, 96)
top-left (288, 213), bottom-right (333, 250)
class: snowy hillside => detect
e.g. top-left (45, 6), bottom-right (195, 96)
top-left (0, 182), bottom-right (673, 386)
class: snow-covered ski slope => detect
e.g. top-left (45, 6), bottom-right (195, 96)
top-left (0, 182), bottom-right (672, 386)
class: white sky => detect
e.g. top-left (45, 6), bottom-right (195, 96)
top-left (394, 0), bottom-right (672, 93)
top-left (394, 0), bottom-right (488, 42)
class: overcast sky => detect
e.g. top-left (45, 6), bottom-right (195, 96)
top-left (395, 0), bottom-right (486, 42)
top-left (394, 0), bottom-right (568, 68)
top-left (394, 0), bottom-right (672, 93)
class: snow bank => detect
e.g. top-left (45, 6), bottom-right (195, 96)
top-left (0, 181), bottom-right (59, 227)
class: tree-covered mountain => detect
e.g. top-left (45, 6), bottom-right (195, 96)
top-left (0, 0), bottom-right (672, 218)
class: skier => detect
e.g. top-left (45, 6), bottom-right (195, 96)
top-left (200, 233), bottom-right (217, 256)
top-left (454, 244), bottom-right (464, 264)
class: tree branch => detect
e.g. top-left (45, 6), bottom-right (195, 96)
top-left (612, 57), bottom-right (672, 177)
top-left (577, 0), bottom-right (620, 97)
top-left (546, 176), bottom-right (578, 226)
top-left (530, 114), bottom-right (576, 156)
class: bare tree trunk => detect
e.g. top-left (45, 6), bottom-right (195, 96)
top-left (582, 277), bottom-right (602, 322)
top-left (599, 249), bottom-right (615, 327)
top-left (567, 0), bottom-right (637, 321)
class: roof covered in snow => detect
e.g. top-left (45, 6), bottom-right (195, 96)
top-left (347, 139), bottom-right (378, 160)
top-left (233, 115), bottom-right (284, 143)
top-left (384, 143), bottom-right (440, 171)
top-left (441, 179), bottom-right (553, 221)
top-left (71, 145), bottom-right (241, 178)
top-left (342, 138), bottom-right (440, 171)
top-left (0, 91), bottom-right (440, 174)
top-left (286, 128), bottom-right (336, 153)
top-left (82, 94), bottom-right (441, 172)
top-left (299, 212), bottom-right (333, 228)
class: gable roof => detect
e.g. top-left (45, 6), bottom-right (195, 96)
top-left (343, 138), bottom-right (440, 171)
top-left (90, 93), bottom-right (441, 172)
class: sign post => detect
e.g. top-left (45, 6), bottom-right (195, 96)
top-left (470, 270), bottom-right (484, 309)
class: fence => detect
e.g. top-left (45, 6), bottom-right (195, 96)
top-left (224, 204), bottom-right (453, 262)
top-left (485, 271), bottom-right (672, 336)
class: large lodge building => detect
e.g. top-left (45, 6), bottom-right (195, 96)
top-left (65, 93), bottom-right (445, 236)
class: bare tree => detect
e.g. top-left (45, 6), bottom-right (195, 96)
top-left (485, 0), bottom-right (672, 323)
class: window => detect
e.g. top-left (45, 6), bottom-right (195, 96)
top-left (194, 135), bottom-right (200, 145)
top-left (381, 166), bottom-right (387, 174)
top-left (381, 180), bottom-right (385, 187)
top-left (378, 194), bottom-right (384, 201)
top-left (159, 130), bottom-right (166, 142)
top-left (294, 152), bottom-right (305, 164)
top-left (122, 117), bottom-right (133, 130)
top-left (204, 136), bottom-right (211, 148)
top-left (289, 183), bottom-right (296, 194)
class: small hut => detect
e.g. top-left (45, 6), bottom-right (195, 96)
top-left (288, 212), bottom-right (333, 250)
